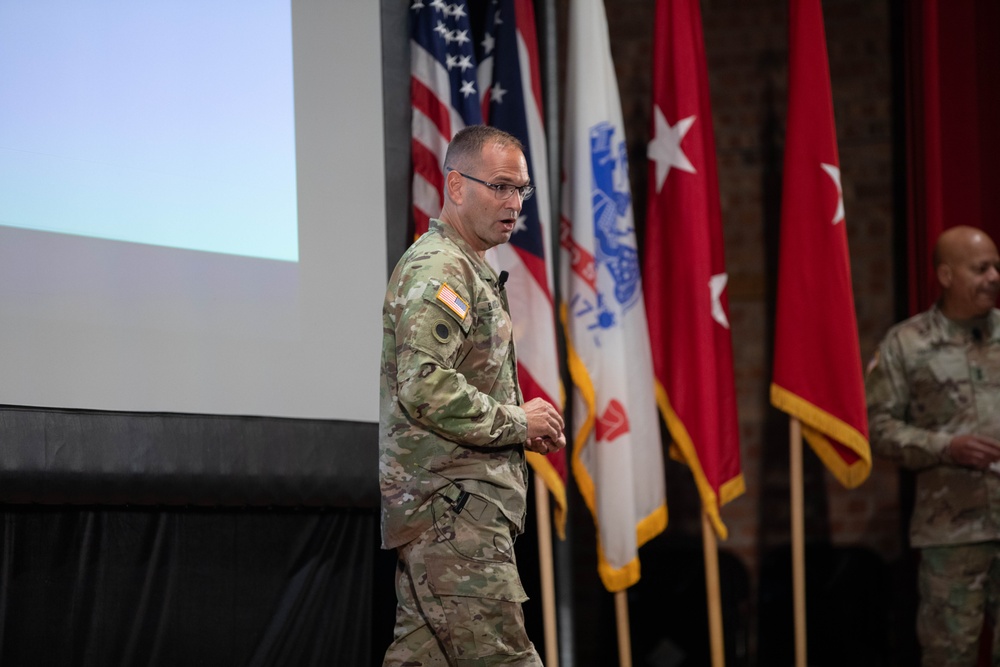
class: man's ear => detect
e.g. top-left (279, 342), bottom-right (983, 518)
top-left (445, 169), bottom-right (464, 204)
top-left (937, 263), bottom-right (952, 289)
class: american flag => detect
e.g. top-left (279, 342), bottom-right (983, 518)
top-left (436, 283), bottom-right (469, 319)
top-left (409, 0), bottom-right (566, 531)
top-left (479, 0), bottom-right (566, 534)
top-left (410, 0), bottom-right (482, 236)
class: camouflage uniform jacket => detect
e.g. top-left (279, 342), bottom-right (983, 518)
top-left (866, 304), bottom-right (1000, 548)
top-left (379, 219), bottom-right (528, 550)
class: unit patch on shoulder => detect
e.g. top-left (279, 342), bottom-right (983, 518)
top-left (865, 350), bottom-right (880, 376)
top-left (432, 319), bottom-right (453, 344)
top-left (436, 283), bottom-right (469, 320)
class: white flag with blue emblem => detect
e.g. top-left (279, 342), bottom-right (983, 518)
top-left (559, 0), bottom-right (667, 592)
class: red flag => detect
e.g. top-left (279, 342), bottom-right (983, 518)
top-left (643, 0), bottom-right (744, 538)
top-left (770, 0), bottom-right (871, 487)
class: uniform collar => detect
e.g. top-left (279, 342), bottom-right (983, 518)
top-left (429, 219), bottom-right (500, 285)
top-left (931, 303), bottom-right (999, 343)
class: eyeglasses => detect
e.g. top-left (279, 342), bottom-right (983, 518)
top-left (448, 169), bottom-right (535, 202)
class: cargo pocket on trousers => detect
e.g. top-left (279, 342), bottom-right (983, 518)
top-left (425, 554), bottom-right (531, 662)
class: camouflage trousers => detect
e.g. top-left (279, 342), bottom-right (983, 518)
top-left (917, 542), bottom-right (1000, 667)
top-left (382, 488), bottom-right (543, 666)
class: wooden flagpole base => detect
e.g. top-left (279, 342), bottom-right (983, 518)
top-left (702, 511), bottom-right (726, 667)
top-left (615, 589), bottom-right (632, 667)
top-left (790, 417), bottom-right (807, 667)
top-left (534, 480), bottom-right (559, 667)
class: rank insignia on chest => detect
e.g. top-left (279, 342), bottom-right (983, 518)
top-left (436, 283), bottom-right (469, 320)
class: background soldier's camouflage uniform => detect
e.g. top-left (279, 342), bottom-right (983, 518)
top-left (380, 219), bottom-right (542, 666)
top-left (866, 304), bottom-right (1000, 666)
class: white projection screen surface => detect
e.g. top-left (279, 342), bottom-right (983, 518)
top-left (0, 1), bottom-right (387, 421)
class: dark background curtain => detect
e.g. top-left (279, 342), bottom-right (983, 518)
top-left (0, 506), bottom-right (374, 667)
top-left (906, 0), bottom-right (1000, 314)
top-left (0, 407), bottom-right (381, 667)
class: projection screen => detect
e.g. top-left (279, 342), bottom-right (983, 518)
top-left (0, 1), bottom-right (386, 422)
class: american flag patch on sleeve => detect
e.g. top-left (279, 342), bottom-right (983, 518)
top-left (436, 283), bottom-right (469, 320)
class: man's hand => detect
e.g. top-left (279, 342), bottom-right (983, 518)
top-left (525, 433), bottom-right (567, 455)
top-left (947, 434), bottom-right (1000, 470)
top-left (523, 397), bottom-right (565, 454)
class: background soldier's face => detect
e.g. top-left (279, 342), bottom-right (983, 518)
top-left (945, 237), bottom-right (1000, 318)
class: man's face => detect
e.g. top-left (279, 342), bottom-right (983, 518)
top-left (943, 236), bottom-right (1000, 318)
top-left (455, 143), bottom-right (529, 252)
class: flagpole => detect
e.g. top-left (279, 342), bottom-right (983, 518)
top-left (789, 416), bottom-right (807, 667)
top-left (535, 0), bottom-right (568, 655)
top-left (701, 512), bottom-right (725, 667)
top-left (533, 480), bottom-right (560, 667)
top-left (614, 591), bottom-right (632, 667)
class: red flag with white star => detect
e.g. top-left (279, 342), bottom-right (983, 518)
top-left (770, 0), bottom-right (871, 487)
top-left (642, 0), bottom-right (744, 539)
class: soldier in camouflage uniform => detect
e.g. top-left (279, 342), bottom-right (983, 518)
top-left (380, 125), bottom-right (566, 666)
top-left (866, 226), bottom-right (1000, 666)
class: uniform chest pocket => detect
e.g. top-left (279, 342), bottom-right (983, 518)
top-left (911, 355), bottom-right (970, 422)
top-left (925, 355), bottom-right (969, 382)
top-left (474, 299), bottom-right (512, 369)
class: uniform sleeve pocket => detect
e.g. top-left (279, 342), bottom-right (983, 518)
top-left (401, 282), bottom-right (473, 364)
